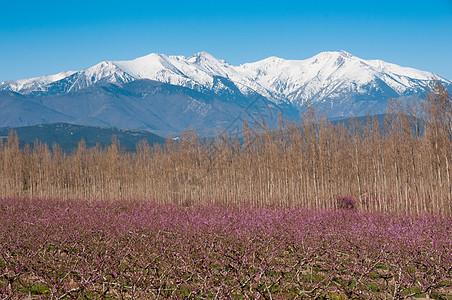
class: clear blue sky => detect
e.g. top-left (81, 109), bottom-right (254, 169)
top-left (1, 0), bottom-right (451, 82)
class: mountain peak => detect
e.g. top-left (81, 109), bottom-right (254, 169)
top-left (311, 50), bottom-right (356, 61)
top-left (187, 51), bottom-right (218, 63)
top-left (193, 51), bottom-right (212, 57)
top-left (262, 56), bottom-right (286, 63)
top-left (338, 50), bottom-right (354, 58)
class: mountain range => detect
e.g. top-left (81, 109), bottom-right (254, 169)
top-left (1, 51), bottom-right (450, 136)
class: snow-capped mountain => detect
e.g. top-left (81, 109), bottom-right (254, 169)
top-left (2, 51), bottom-right (447, 100)
top-left (236, 51), bottom-right (443, 104)
top-left (0, 71), bottom-right (77, 94)
top-left (0, 51), bottom-right (450, 135)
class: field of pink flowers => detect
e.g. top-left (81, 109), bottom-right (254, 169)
top-left (0, 197), bottom-right (451, 299)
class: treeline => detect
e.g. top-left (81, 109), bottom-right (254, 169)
top-left (1, 82), bottom-right (451, 216)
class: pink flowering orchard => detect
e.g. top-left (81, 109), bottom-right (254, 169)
top-left (0, 198), bottom-right (450, 298)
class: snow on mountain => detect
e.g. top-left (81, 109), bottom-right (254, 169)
top-left (1, 50), bottom-right (450, 128)
top-left (235, 50), bottom-right (447, 106)
top-left (0, 62), bottom-right (136, 96)
top-left (0, 71), bottom-right (76, 94)
top-left (112, 52), bottom-right (226, 90)
top-left (2, 50), bottom-right (448, 103)
top-left (111, 51), bottom-right (269, 98)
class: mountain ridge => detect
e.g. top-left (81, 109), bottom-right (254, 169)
top-left (0, 123), bottom-right (165, 153)
top-left (0, 51), bottom-right (450, 136)
top-left (2, 51), bottom-right (447, 99)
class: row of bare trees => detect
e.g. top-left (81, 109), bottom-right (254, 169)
top-left (1, 82), bottom-right (451, 215)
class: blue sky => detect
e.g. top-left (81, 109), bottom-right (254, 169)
top-left (1, 0), bottom-right (451, 82)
